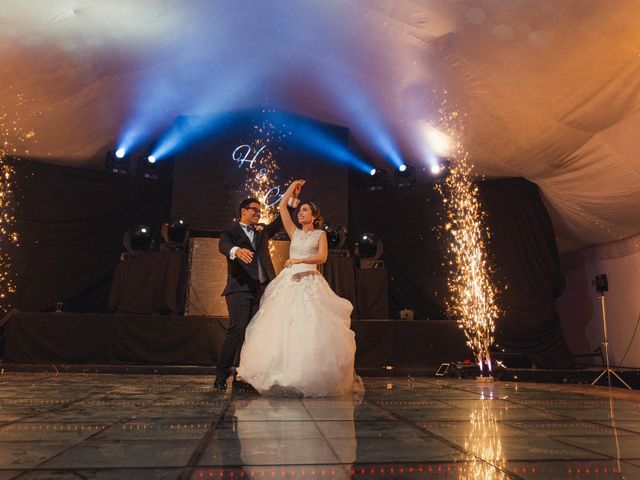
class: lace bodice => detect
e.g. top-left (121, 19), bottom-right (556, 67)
top-left (289, 228), bottom-right (323, 260)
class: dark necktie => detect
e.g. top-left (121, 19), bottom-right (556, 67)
top-left (242, 224), bottom-right (265, 281)
top-left (250, 227), bottom-right (266, 282)
top-left (246, 225), bottom-right (258, 248)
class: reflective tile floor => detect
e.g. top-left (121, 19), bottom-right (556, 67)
top-left (1, 373), bottom-right (640, 479)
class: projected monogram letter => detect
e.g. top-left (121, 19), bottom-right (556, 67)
top-left (232, 144), bottom-right (284, 207)
top-left (233, 144), bottom-right (266, 169)
top-left (263, 186), bottom-right (283, 207)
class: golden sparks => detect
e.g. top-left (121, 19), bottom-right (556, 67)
top-left (0, 91), bottom-right (38, 310)
top-left (0, 162), bottom-right (18, 305)
top-left (0, 141), bottom-right (18, 309)
top-left (244, 137), bottom-right (280, 225)
top-left (436, 95), bottom-right (500, 374)
top-left (241, 112), bottom-right (292, 225)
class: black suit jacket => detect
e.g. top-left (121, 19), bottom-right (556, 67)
top-left (218, 213), bottom-right (288, 296)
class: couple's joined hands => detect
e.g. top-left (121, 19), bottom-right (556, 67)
top-left (236, 180), bottom-right (306, 265)
top-left (288, 179), bottom-right (305, 197)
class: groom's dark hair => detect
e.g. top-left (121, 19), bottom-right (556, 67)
top-left (239, 197), bottom-right (260, 216)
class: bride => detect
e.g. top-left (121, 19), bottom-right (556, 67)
top-left (236, 180), bottom-right (363, 397)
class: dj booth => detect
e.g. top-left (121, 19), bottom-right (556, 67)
top-left (3, 240), bottom-right (466, 369)
top-left (108, 238), bottom-right (388, 319)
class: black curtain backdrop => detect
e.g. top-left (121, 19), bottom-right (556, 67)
top-left (349, 176), bottom-right (573, 368)
top-left (480, 179), bottom-right (572, 369)
top-left (6, 155), bottom-right (571, 368)
top-left (4, 312), bottom-right (225, 365)
top-left (7, 158), bottom-right (172, 313)
top-left (349, 182), bottom-right (448, 319)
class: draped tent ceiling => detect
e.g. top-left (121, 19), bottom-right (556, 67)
top-left (2, 0), bottom-right (640, 254)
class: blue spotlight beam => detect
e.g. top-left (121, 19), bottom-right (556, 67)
top-left (321, 67), bottom-right (404, 169)
top-left (344, 87), bottom-right (404, 168)
top-left (152, 110), bottom-right (373, 174)
top-left (266, 111), bottom-right (373, 174)
top-left (150, 115), bottom-right (229, 161)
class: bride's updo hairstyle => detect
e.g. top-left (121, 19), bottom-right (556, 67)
top-left (302, 202), bottom-right (324, 229)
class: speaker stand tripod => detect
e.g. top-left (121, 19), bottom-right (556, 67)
top-left (591, 293), bottom-right (632, 390)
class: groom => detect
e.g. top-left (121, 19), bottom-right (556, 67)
top-left (215, 195), bottom-right (299, 390)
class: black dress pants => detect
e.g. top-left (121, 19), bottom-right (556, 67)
top-left (216, 287), bottom-right (264, 378)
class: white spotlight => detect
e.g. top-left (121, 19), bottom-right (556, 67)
top-left (420, 122), bottom-right (452, 156)
top-left (430, 164), bottom-right (442, 175)
top-left (399, 164), bottom-right (407, 172)
top-left (147, 155), bottom-right (157, 164)
top-left (369, 168), bottom-right (377, 176)
top-left (115, 148), bottom-right (126, 159)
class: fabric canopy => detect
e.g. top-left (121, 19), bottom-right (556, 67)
top-left (2, 0), bottom-right (640, 253)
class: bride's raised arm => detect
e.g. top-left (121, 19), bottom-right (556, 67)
top-left (279, 179), bottom-right (304, 238)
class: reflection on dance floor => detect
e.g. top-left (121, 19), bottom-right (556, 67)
top-left (1, 373), bottom-right (640, 479)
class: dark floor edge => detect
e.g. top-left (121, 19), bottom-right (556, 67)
top-left (0, 363), bottom-right (216, 375)
top-left (1, 363), bottom-right (639, 389)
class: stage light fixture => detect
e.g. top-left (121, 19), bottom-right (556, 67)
top-left (122, 224), bottom-right (154, 257)
top-left (366, 168), bottom-right (387, 191)
top-left (394, 164), bottom-right (416, 187)
top-left (131, 225), bottom-right (153, 251)
top-left (105, 149), bottom-right (129, 175)
top-left (161, 219), bottom-right (190, 250)
top-left (323, 224), bottom-right (347, 252)
top-left (137, 155), bottom-right (159, 179)
top-left (168, 219), bottom-right (187, 242)
top-left (356, 233), bottom-right (384, 269)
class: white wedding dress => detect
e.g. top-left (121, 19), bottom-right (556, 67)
top-left (237, 228), bottom-right (364, 397)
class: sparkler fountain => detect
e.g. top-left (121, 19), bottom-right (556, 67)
top-left (436, 110), bottom-right (500, 380)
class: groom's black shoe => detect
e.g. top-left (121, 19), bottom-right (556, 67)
top-left (213, 376), bottom-right (228, 390)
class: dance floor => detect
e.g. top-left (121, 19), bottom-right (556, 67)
top-left (1, 374), bottom-right (640, 479)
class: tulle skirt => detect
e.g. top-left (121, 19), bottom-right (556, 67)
top-left (237, 263), bottom-right (364, 397)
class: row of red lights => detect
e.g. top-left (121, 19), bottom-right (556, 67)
top-left (193, 464), bottom-right (620, 478)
